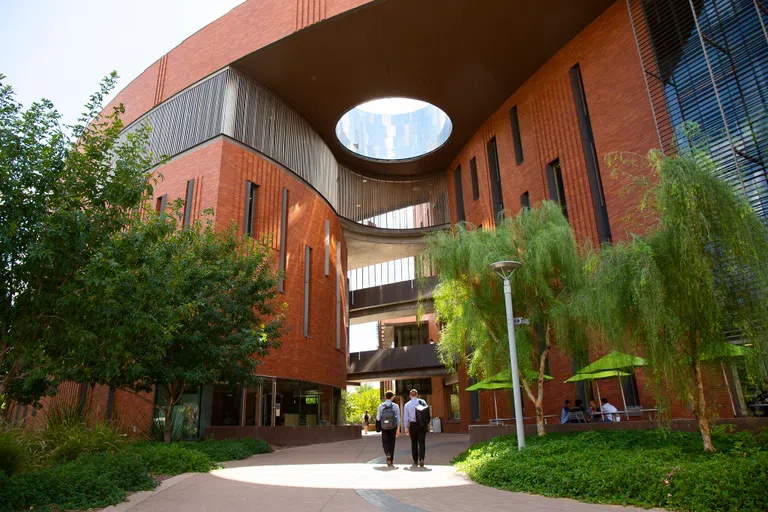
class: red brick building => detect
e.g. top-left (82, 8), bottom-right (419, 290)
top-left (10, 0), bottom-right (766, 436)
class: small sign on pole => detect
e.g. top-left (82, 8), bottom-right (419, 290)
top-left (513, 317), bottom-right (530, 326)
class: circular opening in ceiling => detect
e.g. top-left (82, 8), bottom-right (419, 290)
top-left (335, 97), bottom-right (452, 161)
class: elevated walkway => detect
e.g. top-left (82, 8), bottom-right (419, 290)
top-left (349, 276), bottom-right (437, 324)
top-left (347, 343), bottom-right (446, 384)
top-left (342, 218), bottom-right (446, 269)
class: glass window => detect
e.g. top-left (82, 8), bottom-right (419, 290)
top-left (510, 105), bottom-right (524, 165)
top-left (243, 181), bottom-right (258, 237)
top-left (394, 324), bottom-right (428, 347)
top-left (546, 159), bottom-right (568, 220)
top-left (448, 384), bottom-right (461, 420)
top-left (470, 157), bottom-right (480, 200)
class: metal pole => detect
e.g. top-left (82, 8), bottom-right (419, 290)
top-left (503, 277), bottom-right (526, 450)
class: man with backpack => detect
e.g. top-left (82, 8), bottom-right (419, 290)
top-left (375, 391), bottom-right (400, 466)
top-left (403, 388), bottom-right (430, 468)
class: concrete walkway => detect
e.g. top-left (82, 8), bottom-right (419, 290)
top-left (106, 433), bottom-right (662, 512)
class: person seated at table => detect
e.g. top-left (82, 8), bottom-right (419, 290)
top-left (569, 399), bottom-right (587, 423)
top-left (587, 400), bottom-right (599, 422)
top-left (560, 400), bottom-right (571, 424)
top-left (601, 397), bottom-right (619, 422)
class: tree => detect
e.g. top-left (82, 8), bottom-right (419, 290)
top-left (60, 206), bottom-right (285, 442)
top-left (422, 202), bottom-right (588, 435)
top-left (344, 384), bottom-right (381, 425)
top-left (586, 149), bottom-right (768, 451)
top-left (0, 73), bottom-right (153, 415)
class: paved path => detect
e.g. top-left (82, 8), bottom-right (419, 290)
top-left (106, 433), bottom-right (661, 512)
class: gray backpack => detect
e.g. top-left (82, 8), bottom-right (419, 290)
top-left (380, 403), bottom-right (397, 430)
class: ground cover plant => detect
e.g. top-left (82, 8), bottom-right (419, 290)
top-left (454, 428), bottom-right (768, 512)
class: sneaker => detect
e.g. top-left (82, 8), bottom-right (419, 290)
top-left (386, 457), bottom-right (393, 467)
top-left (419, 460), bottom-right (424, 467)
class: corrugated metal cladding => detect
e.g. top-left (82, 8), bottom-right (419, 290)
top-left (121, 68), bottom-right (450, 229)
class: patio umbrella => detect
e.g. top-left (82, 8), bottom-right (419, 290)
top-left (466, 370), bottom-right (552, 420)
top-left (564, 370), bottom-right (631, 407)
top-left (576, 351), bottom-right (648, 419)
top-left (702, 344), bottom-right (751, 416)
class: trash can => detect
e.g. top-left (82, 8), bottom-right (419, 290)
top-left (430, 417), bottom-right (442, 433)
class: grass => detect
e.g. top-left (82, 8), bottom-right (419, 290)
top-left (453, 427), bottom-right (768, 512)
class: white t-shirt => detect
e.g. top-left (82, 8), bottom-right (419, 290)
top-left (601, 402), bottom-right (619, 422)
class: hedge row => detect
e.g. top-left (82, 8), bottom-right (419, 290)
top-left (453, 428), bottom-right (768, 512)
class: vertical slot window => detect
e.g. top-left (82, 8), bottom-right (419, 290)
top-left (487, 137), bottom-right (504, 224)
top-left (183, 179), bottom-right (195, 227)
top-left (570, 63), bottom-right (611, 243)
top-left (453, 165), bottom-right (466, 222)
top-left (510, 105), bottom-right (524, 164)
top-left (324, 220), bottom-right (330, 276)
top-left (278, 188), bottom-right (288, 293)
top-left (243, 181), bottom-right (258, 237)
top-left (155, 194), bottom-right (167, 215)
top-left (470, 157), bottom-right (480, 200)
top-left (546, 159), bottom-right (568, 221)
top-left (520, 191), bottom-right (530, 209)
top-left (303, 245), bottom-right (311, 338)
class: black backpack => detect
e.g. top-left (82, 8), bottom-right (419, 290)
top-left (415, 399), bottom-right (431, 428)
top-left (380, 403), bottom-right (397, 431)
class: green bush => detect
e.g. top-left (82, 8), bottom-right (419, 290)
top-left (27, 396), bottom-right (129, 463)
top-left (454, 429), bottom-right (768, 512)
top-left (0, 430), bottom-right (26, 476)
top-left (0, 450), bottom-right (155, 511)
top-left (183, 437), bottom-right (272, 462)
top-left (127, 442), bottom-right (218, 475)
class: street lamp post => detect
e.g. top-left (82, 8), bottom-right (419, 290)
top-left (491, 260), bottom-right (525, 451)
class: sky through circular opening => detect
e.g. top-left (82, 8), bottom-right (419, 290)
top-left (335, 97), bottom-right (452, 161)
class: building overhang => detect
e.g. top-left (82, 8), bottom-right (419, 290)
top-left (233, 0), bottom-right (615, 178)
top-left (347, 343), bottom-right (447, 383)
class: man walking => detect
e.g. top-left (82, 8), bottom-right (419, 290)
top-left (376, 391), bottom-right (400, 466)
top-left (403, 389), bottom-right (428, 467)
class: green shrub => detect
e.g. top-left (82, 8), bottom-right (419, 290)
top-left (454, 429), bottom-right (768, 512)
top-left (127, 442), bottom-right (218, 475)
top-left (183, 437), bottom-right (272, 462)
top-left (0, 450), bottom-right (155, 511)
top-left (28, 395), bottom-right (129, 463)
top-left (0, 430), bottom-right (26, 476)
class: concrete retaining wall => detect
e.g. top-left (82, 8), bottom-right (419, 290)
top-left (205, 425), bottom-right (362, 446)
top-left (469, 417), bottom-right (768, 446)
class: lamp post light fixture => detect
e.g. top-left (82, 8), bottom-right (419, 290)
top-left (491, 260), bottom-right (525, 451)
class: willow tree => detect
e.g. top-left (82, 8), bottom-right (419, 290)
top-left (586, 150), bottom-right (768, 451)
top-left (421, 201), bottom-right (588, 435)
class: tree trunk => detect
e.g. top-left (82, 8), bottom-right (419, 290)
top-left (163, 402), bottom-right (174, 443)
top-left (163, 383), bottom-right (182, 444)
top-left (692, 357), bottom-right (715, 452)
top-left (535, 401), bottom-right (545, 436)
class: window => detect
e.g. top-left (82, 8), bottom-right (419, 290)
top-left (278, 188), bottom-right (288, 293)
top-left (453, 165), bottom-right (466, 222)
top-left (155, 194), bottom-right (167, 214)
top-left (324, 220), bottom-right (330, 276)
top-left (393, 324), bottom-right (428, 348)
top-left (520, 191), bottom-right (530, 209)
top-left (336, 244), bottom-right (342, 350)
top-left (396, 378), bottom-right (432, 396)
top-left (570, 64), bottom-right (611, 243)
top-left (469, 157), bottom-right (480, 200)
top-left (243, 181), bottom-right (258, 237)
top-left (545, 159), bottom-right (568, 220)
top-left (183, 179), bottom-right (195, 227)
top-left (509, 105), bottom-right (524, 164)
top-left (303, 245), bottom-right (311, 338)
top-left (448, 384), bottom-right (460, 420)
top-left (487, 137), bottom-right (504, 224)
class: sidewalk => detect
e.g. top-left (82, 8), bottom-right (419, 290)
top-left (105, 433), bottom-right (662, 512)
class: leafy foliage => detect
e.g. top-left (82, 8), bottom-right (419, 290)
top-left (344, 384), bottom-right (381, 424)
top-left (454, 428), bottom-right (768, 512)
top-left (0, 451), bottom-right (155, 511)
top-left (0, 429), bottom-right (25, 476)
top-left (421, 201), bottom-right (589, 433)
top-left (60, 206), bottom-right (285, 442)
top-left (126, 442), bottom-right (218, 474)
top-left (0, 72), bottom-right (153, 410)
top-left (583, 150), bottom-right (768, 450)
top-left (182, 437), bottom-right (272, 462)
